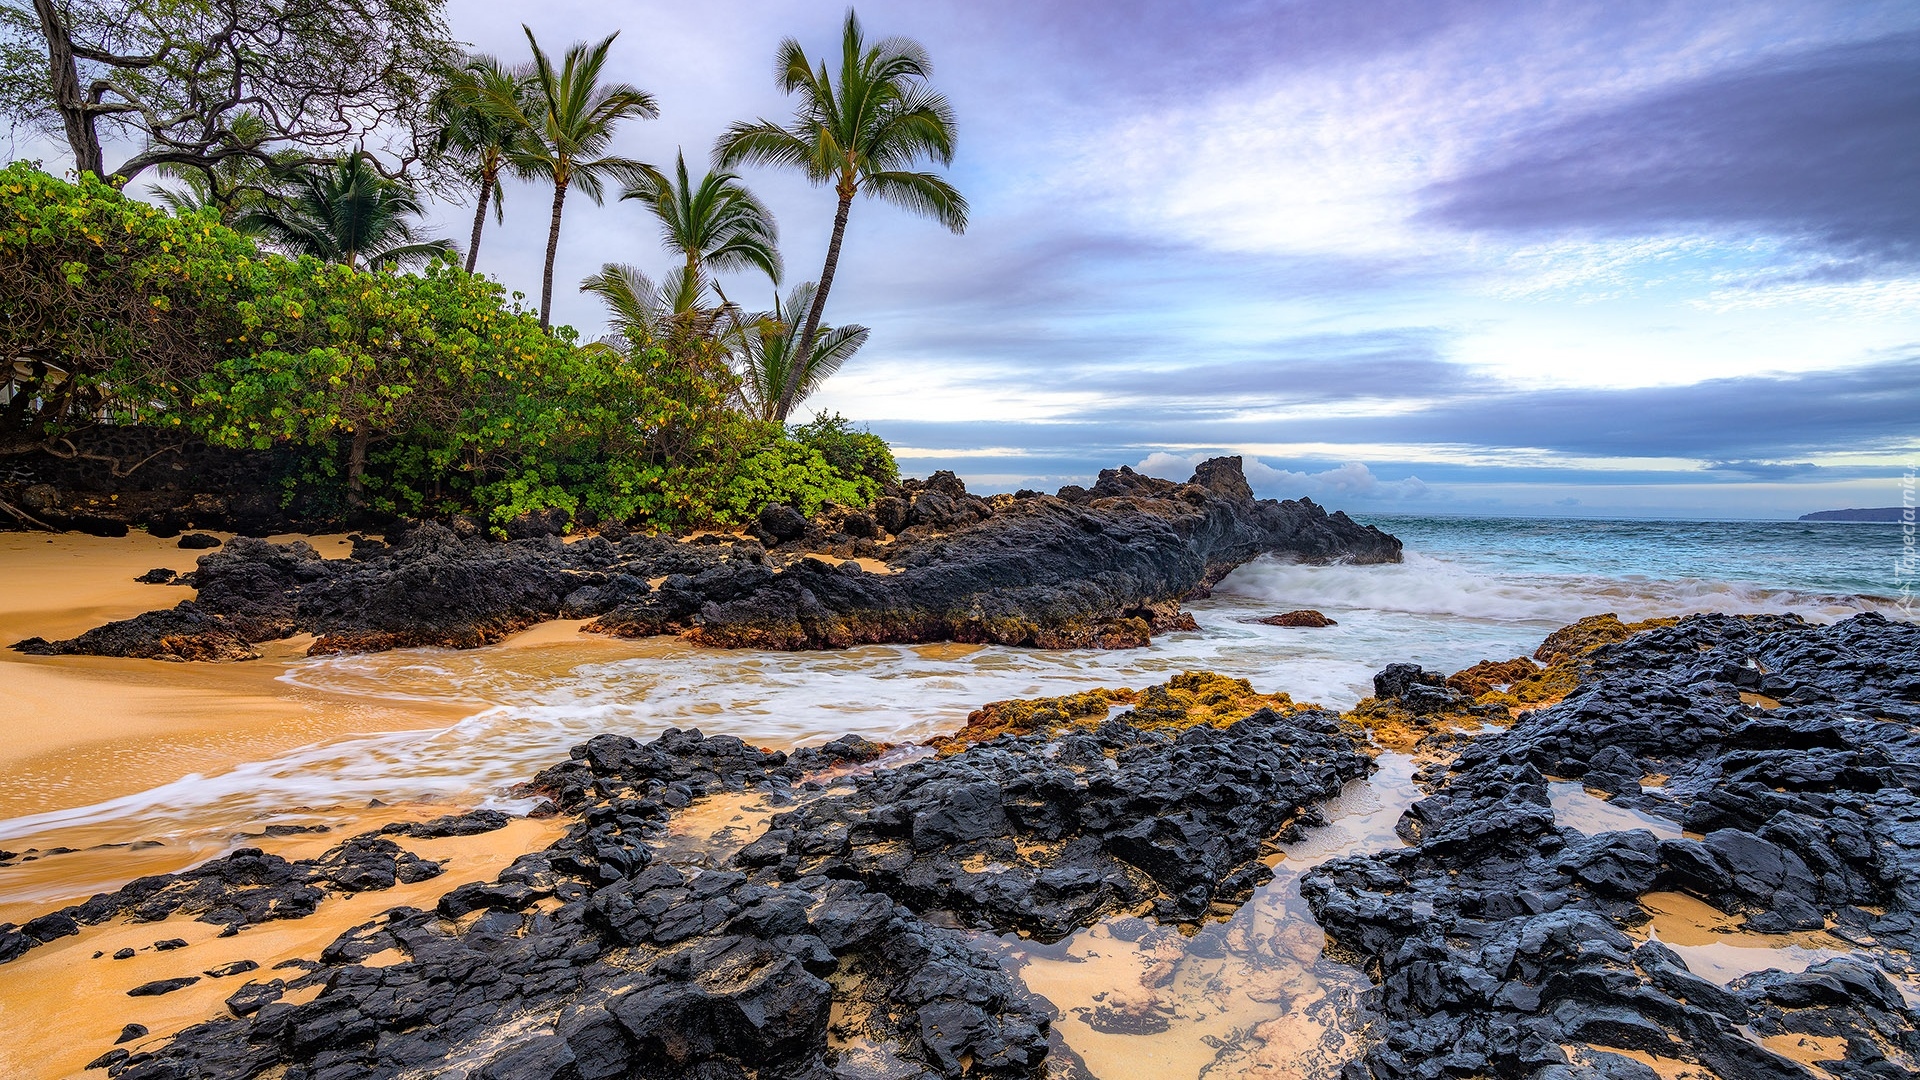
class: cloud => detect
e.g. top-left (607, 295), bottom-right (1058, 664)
top-left (1426, 31), bottom-right (1920, 270)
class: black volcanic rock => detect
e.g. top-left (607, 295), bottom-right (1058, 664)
top-left (15, 457), bottom-right (1402, 660)
top-left (1304, 612), bottom-right (1920, 1080)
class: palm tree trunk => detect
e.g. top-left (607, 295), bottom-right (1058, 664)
top-left (540, 179), bottom-right (568, 329)
top-left (466, 171), bottom-right (494, 274)
top-left (778, 189), bottom-right (853, 424)
top-left (347, 427), bottom-right (370, 510)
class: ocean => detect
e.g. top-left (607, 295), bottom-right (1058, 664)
top-left (0, 514), bottom-right (1908, 907)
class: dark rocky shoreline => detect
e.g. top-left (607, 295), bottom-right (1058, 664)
top-left (3, 610), bottom-right (1916, 1078)
top-left (12, 457), bottom-right (1401, 659)
top-left (7, 611), bottom-right (1912, 1068)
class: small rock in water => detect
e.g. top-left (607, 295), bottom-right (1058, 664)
top-left (1259, 609), bottom-right (1337, 627)
top-left (152, 938), bottom-right (187, 951)
top-left (224, 979), bottom-right (285, 1017)
top-left (116, 1024), bottom-right (148, 1044)
top-left (127, 976), bottom-right (199, 996)
top-left (85, 1049), bottom-right (129, 1071)
top-left (134, 567), bottom-right (177, 584)
top-left (112, 948), bottom-right (135, 960)
top-left (203, 959), bottom-right (258, 978)
top-left (176, 532), bottom-right (221, 549)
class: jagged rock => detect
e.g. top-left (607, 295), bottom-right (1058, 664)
top-left (1306, 612), bottom-right (1920, 1080)
top-left (22, 457), bottom-right (1400, 660)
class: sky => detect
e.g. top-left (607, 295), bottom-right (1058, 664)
top-left (27, 0), bottom-right (1920, 518)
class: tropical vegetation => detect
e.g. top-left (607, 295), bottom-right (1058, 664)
top-left (0, 5), bottom-right (960, 534)
top-left (716, 9), bottom-right (967, 420)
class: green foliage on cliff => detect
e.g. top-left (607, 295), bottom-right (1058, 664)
top-left (0, 163), bottom-right (889, 531)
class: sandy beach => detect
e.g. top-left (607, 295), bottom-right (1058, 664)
top-left (0, 532), bottom-right (479, 824)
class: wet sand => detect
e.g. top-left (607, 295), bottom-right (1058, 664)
top-left (0, 816), bottom-right (564, 1080)
top-left (0, 532), bottom-right (478, 824)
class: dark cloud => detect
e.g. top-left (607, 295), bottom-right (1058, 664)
top-left (1426, 31), bottom-right (1920, 268)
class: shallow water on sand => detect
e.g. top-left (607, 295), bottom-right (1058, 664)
top-left (982, 753), bottom-right (1421, 1080)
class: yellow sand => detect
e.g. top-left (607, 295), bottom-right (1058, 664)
top-left (0, 816), bottom-right (563, 1080)
top-left (0, 532), bottom-right (477, 823)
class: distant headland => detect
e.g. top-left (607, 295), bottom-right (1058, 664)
top-left (1799, 507), bottom-right (1910, 522)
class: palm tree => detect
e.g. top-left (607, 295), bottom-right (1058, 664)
top-left (620, 150), bottom-right (781, 285)
top-left (733, 281), bottom-right (869, 421)
top-left (240, 153), bottom-right (453, 270)
top-left (431, 54), bottom-right (534, 273)
top-left (511, 27), bottom-right (660, 328)
top-left (715, 8), bottom-right (966, 422)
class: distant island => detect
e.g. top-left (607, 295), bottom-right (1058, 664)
top-left (1799, 507), bottom-right (1910, 522)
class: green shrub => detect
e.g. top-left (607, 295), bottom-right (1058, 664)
top-left (0, 164), bottom-right (895, 532)
top-left (791, 412), bottom-right (897, 502)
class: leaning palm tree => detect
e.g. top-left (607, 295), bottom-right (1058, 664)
top-left (240, 153), bottom-right (453, 270)
top-left (620, 150), bottom-right (781, 285)
top-left (715, 8), bottom-right (965, 422)
top-left (732, 281), bottom-right (869, 421)
top-left (511, 27), bottom-right (660, 328)
top-left (430, 54), bottom-right (534, 273)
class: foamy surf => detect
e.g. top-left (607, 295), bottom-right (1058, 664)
top-left (1219, 551), bottom-right (1893, 625)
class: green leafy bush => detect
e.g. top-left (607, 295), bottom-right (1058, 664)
top-left (0, 163), bottom-right (895, 532)
top-left (792, 413), bottom-right (897, 501)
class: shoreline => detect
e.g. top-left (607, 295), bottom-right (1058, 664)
top-left (0, 532), bottom-right (481, 824)
top-left (1, 608), bottom-right (1911, 1079)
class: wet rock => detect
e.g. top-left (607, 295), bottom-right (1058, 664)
top-left (1373, 663), bottom-right (1447, 700)
top-left (116, 1023), bottom-right (148, 1044)
top-left (224, 979), bottom-right (285, 1017)
top-left (135, 567), bottom-right (179, 584)
top-left (84, 1048), bottom-right (129, 1071)
top-left (1307, 612), bottom-right (1920, 1080)
top-left (384, 808), bottom-right (510, 839)
top-left (1260, 609), bottom-right (1337, 627)
top-left (204, 959), bottom-right (259, 978)
top-left (128, 976), bottom-right (200, 996)
top-left (177, 533), bottom-right (222, 549)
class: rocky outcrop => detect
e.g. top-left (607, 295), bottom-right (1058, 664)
top-left (13, 457), bottom-right (1402, 660)
top-left (1305, 612), bottom-right (1920, 1079)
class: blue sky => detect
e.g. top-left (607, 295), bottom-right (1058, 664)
top-left (48, 1), bottom-right (1920, 518)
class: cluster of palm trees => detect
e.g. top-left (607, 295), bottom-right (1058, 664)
top-left (150, 10), bottom-right (966, 424)
top-left (431, 9), bottom-right (968, 422)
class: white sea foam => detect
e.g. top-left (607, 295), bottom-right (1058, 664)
top-left (1218, 551), bottom-right (1890, 626)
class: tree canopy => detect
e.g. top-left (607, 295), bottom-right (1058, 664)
top-left (1, 0), bottom-right (456, 182)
